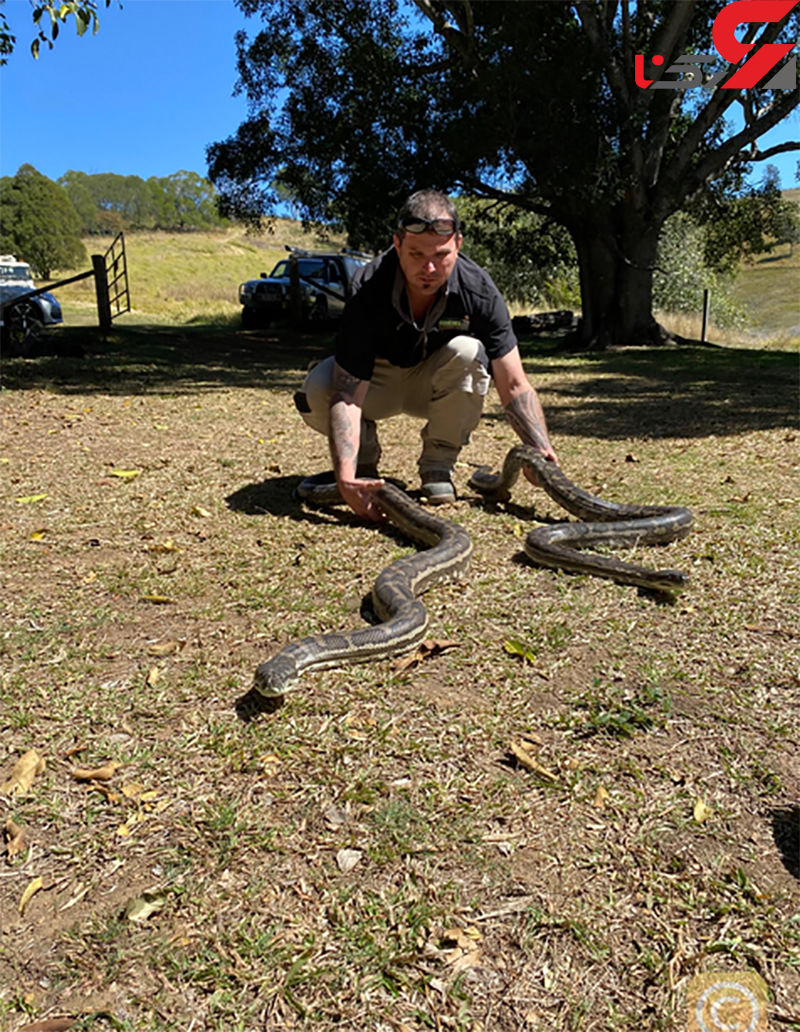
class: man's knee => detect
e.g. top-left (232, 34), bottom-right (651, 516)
top-left (295, 355), bottom-right (335, 434)
top-left (432, 335), bottom-right (490, 395)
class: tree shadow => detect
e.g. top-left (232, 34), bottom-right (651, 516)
top-left (0, 323), bottom-right (333, 396)
top-left (512, 339), bottom-right (798, 440)
top-left (3, 325), bottom-right (797, 442)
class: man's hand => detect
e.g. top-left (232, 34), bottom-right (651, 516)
top-left (338, 476), bottom-right (386, 521)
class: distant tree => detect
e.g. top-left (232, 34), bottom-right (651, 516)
top-left (60, 170), bottom-right (102, 232)
top-left (209, 0), bottom-right (800, 349)
top-left (59, 170), bottom-right (227, 233)
top-left (0, 0), bottom-right (118, 63)
top-left (150, 171), bottom-right (227, 231)
top-left (0, 164), bottom-right (86, 277)
top-left (695, 164), bottom-right (800, 272)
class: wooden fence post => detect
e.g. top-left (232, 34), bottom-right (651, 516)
top-left (92, 254), bottom-right (112, 331)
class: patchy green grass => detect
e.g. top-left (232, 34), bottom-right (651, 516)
top-left (1, 321), bottom-right (798, 1032)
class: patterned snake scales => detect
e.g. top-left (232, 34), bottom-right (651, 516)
top-left (249, 445), bottom-right (692, 699)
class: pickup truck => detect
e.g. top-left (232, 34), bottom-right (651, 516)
top-left (238, 247), bottom-right (370, 328)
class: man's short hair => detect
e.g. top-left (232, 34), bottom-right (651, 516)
top-left (396, 189), bottom-right (461, 237)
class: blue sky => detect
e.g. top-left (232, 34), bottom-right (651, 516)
top-left (0, 0), bottom-right (798, 191)
top-left (0, 0), bottom-right (252, 181)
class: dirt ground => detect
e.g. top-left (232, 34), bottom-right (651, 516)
top-left (0, 326), bottom-right (798, 1031)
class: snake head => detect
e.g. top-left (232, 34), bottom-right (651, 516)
top-left (253, 654), bottom-right (297, 696)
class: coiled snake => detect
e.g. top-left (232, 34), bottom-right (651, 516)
top-left (469, 445), bottom-right (693, 593)
top-left (239, 445), bottom-right (691, 709)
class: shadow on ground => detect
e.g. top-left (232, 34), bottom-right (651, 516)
top-left (2, 322), bottom-right (797, 442)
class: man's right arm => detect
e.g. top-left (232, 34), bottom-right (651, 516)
top-left (329, 362), bottom-right (385, 520)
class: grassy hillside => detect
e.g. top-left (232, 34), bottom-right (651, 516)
top-left (43, 214), bottom-right (799, 348)
top-left (48, 221), bottom-right (346, 326)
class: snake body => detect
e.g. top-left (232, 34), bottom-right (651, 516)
top-left (252, 481), bottom-right (472, 697)
top-left (468, 445), bottom-right (693, 593)
top-left (245, 447), bottom-right (691, 705)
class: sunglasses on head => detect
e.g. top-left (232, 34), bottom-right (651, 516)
top-left (400, 216), bottom-right (457, 236)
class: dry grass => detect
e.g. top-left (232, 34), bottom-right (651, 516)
top-left (0, 325), bottom-right (798, 1032)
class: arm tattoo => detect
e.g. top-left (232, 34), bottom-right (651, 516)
top-left (504, 391), bottom-right (549, 453)
top-left (331, 364), bottom-right (363, 404)
top-left (329, 404), bottom-right (358, 465)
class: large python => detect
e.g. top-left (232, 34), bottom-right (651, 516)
top-left (469, 444), bottom-right (693, 593)
top-left (247, 480), bottom-right (473, 700)
top-left (242, 447), bottom-right (691, 707)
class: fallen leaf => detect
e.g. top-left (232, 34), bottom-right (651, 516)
top-left (121, 782), bottom-right (144, 800)
top-left (1, 749), bottom-right (45, 796)
top-left (391, 638), bottom-right (459, 672)
top-left (147, 638), bottom-right (185, 656)
top-left (146, 666), bottom-right (161, 687)
top-left (110, 469), bottom-right (141, 480)
top-left (15, 493), bottom-right (48, 504)
top-left (256, 753), bottom-right (281, 777)
top-left (4, 818), bottom-right (26, 857)
top-left (324, 804), bottom-right (348, 830)
top-left (145, 538), bottom-right (178, 553)
top-left (30, 529), bottom-right (47, 541)
top-left (87, 782), bottom-right (122, 804)
top-left (70, 761), bottom-right (120, 782)
top-left (192, 505), bottom-right (212, 517)
top-left (19, 875), bottom-right (44, 915)
top-left (140, 594), bottom-right (175, 605)
top-left (336, 848), bottom-right (362, 873)
top-left (125, 890), bottom-right (166, 923)
top-left (693, 796), bottom-right (712, 824)
top-left (593, 785), bottom-right (610, 809)
top-left (509, 741), bottom-right (558, 780)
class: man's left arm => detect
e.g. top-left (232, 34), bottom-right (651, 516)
top-left (491, 347), bottom-right (558, 464)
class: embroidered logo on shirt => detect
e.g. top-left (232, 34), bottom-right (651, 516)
top-left (438, 317), bottom-right (470, 331)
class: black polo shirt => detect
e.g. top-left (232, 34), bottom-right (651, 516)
top-left (334, 247), bottom-right (517, 382)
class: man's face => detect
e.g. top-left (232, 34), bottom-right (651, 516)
top-left (393, 223), bottom-right (462, 299)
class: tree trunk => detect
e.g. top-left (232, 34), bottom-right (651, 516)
top-left (566, 211), bottom-right (672, 349)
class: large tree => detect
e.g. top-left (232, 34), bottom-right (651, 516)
top-left (209, 0), bottom-right (799, 348)
top-left (0, 164), bottom-right (86, 277)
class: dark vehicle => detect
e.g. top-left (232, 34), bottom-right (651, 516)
top-left (238, 247), bottom-right (370, 328)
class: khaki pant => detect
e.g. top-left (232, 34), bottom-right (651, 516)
top-left (299, 335), bottom-right (491, 479)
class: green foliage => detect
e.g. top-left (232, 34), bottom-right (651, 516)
top-left (654, 213), bottom-right (746, 329)
top-left (457, 197), bottom-right (578, 307)
top-left (0, 164), bottom-right (86, 277)
top-left (0, 1), bottom-right (118, 64)
top-left (60, 170), bottom-right (228, 233)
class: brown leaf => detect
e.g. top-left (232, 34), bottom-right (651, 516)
top-left (391, 638), bottom-right (459, 673)
top-left (4, 818), bottom-right (26, 857)
top-left (509, 741), bottom-right (558, 781)
top-left (0, 749), bottom-right (45, 796)
top-left (70, 761), bottom-right (121, 782)
top-left (147, 639), bottom-right (185, 656)
top-left (593, 785), bottom-right (610, 809)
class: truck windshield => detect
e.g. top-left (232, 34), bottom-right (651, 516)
top-left (0, 265), bottom-right (33, 282)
